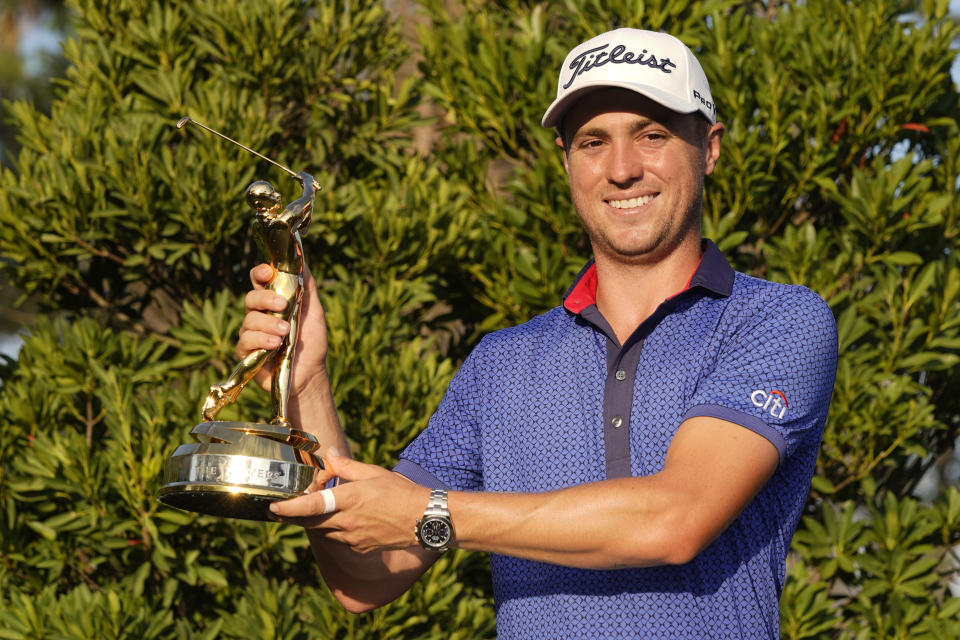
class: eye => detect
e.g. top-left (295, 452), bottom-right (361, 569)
top-left (577, 138), bottom-right (604, 150)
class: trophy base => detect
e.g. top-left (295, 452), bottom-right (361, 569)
top-left (158, 421), bottom-right (323, 521)
top-left (159, 486), bottom-right (290, 521)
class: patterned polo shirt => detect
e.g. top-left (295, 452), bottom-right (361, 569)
top-left (396, 240), bottom-right (838, 639)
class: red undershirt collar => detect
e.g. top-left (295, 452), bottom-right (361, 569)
top-left (562, 239), bottom-right (733, 315)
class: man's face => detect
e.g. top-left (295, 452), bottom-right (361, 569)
top-left (559, 88), bottom-right (723, 266)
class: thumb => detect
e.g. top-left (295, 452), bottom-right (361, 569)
top-left (323, 447), bottom-right (386, 483)
top-left (301, 271), bottom-right (326, 323)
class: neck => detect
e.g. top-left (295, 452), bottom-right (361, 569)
top-left (594, 239), bottom-right (703, 344)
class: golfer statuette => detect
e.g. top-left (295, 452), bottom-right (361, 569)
top-left (158, 117), bottom-right (324, 521)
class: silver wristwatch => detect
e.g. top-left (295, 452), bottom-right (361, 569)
top-left (414, 488), bottom-right (454, 552)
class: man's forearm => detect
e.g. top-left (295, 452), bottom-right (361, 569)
top-left (288, 374), bottom-right (436, 612)
top-left (448, 476), bottom-right (689, 569)
top-left (288, 372), bottom-right (350, 456)
top-left (449, 417), bottom-right (779, 569)
top-left (306, 532), bottom-right (436, 613)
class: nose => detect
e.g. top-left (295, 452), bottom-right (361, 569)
top-left (607, 140), bottom-right (644, 186)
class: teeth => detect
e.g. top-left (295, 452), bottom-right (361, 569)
top-left (609, 195), bottom-right (654, 209)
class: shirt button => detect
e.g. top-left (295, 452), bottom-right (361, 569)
top-left (611, 416), bottom-right (623, 428)
top-left (615, 369), bottom-right (626, 381)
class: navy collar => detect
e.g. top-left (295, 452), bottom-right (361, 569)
top-left (686, 239), bottom-right (735, 297)
top-left (563, 239), bottom-right (734, 314)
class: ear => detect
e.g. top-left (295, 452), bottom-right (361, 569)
top-left (703, 123), bottom-right (725, 176)
top-left (556, 136), bottom-right (570, 174)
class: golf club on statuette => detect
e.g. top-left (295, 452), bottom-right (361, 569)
top-left (176, 116), bottom-right (321, 191)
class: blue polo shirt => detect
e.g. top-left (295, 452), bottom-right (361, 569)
top-left (396, 240), bottom-right (838, 639)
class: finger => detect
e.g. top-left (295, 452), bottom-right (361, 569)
top-left (299, 271), bottom-right (326, 325)
top-left (240, 309), bottom-right (290, 337)
top-left (269, 490), bottom-right (331, 518)
top-left (245, 289), bottom-right (288, 315)
top-left (307, 465), bottom-right (337, 493)
top-left (317, 489), bottom-right (336, 514)
top-left (268, 512), bottom-right (339, 531)
top-left (303, 268), bottom-right (319, 291)
top-left (250, 263), bottom-right (275, 289)
top-left (237, 311), bottom-right (289, 359)
top-left (236, 329), bottom-right (283, 357)
top-left (323, 448), bottom-right (388, 483)
top-left (298, 486), bottom-right (338, 514)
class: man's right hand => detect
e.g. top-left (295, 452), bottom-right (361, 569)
top-left (237, 264), bottom-right (330, 396)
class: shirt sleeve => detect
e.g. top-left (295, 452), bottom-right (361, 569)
top-left (394, 343), bottom-right (486, 491)
top-left (682, 285), bottom-right (838, 463)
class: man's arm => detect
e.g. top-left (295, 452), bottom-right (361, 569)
top-left (450, 416), bottom-right (778, 567)
top-left (271, 415), bottom-right (779, 604)
top-left (239, 266), bottom-right (437, 611)
top-left (301, 530), bottom-right (439, 613)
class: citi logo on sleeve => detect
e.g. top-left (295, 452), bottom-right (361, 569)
top-left (751, 389), bottom-right (788, 419)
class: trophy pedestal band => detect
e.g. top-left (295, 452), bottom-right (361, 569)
top-left (158, 421), bottom-right (322, 521)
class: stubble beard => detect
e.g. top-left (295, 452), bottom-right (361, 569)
top-left (577, 190), bottom-right (704, 267)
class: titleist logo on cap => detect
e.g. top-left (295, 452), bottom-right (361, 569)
top-left (561, 43), bottom-right (677, 90)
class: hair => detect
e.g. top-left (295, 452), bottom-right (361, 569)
top-left (691, 112), bottom-right (712, 143)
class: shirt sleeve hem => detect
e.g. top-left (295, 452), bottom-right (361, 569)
top-left (682, 403), bottom-right (786, 463)
top-left (392, 459), bottom-right (450, 490)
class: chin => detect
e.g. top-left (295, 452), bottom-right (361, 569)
top-left (598, 232), bottom-right (688, 265)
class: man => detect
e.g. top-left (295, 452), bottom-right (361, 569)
top-left (239, 28), bottom-right (837, 639)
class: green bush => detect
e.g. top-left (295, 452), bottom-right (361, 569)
top-left (0, 0), bottom-right (958, 637)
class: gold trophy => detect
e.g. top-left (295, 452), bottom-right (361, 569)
top-left (158, 117), bottom-right (324, 521)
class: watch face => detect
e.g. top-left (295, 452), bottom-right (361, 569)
top-left (420, 518), bottom-right (451, 548)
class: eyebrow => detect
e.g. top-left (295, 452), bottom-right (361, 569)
top-left (573, 117), bottom-right (661, 142)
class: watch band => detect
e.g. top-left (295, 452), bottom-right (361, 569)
top-left (425, 488), bottom-right (448, 512)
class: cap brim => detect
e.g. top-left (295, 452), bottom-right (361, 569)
top-left (541, 81), bottom-right (712, 129)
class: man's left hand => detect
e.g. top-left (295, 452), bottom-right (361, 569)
top-left (269, 449), bottom-right (429, 554)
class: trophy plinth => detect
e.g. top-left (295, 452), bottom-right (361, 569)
top-left (158, 421), bottom-right (322, 521)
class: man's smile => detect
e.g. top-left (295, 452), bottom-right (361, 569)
top-left (606, 193), bottom-right (658, 210)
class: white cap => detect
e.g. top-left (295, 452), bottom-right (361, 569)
top-left (541, 28), bottom-right (716, 129)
